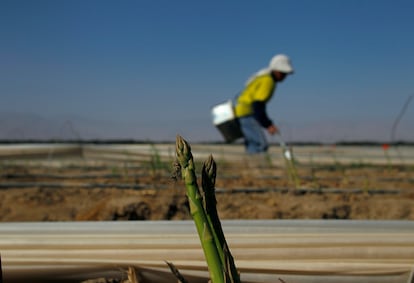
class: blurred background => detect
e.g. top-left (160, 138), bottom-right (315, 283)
top-left (1, 0), bottom-right (413, 143)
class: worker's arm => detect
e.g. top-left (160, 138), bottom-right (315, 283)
top-left (250, 75), bottom-right (278, 134)
top-left (252, 101), bottom-right (278, 135)
top-left (252, 101), bottom-right (272, 128)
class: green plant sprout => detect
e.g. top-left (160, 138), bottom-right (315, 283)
top-left (282, 146), bottom-right (300, 188)
top-left (275, 134), bottom-right (300, 188)
top-left (175, 135), bottom-right (240, 283)
top-left (329, 146), bottom-right (349, 185)
top-left (308, 153), bottom-right (320, 189)
top-left (142, 143), bottom-right (170, 177)
top-left (201, 155), bottom-right (239, 282)
top-left (0, 254), bottom-right (3, 283)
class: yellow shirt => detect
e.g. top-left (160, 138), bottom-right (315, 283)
top-left (234, 73), bottom-right (276, 117)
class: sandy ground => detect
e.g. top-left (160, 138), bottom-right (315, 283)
top-left (1, 157), bottom-right (414, 222)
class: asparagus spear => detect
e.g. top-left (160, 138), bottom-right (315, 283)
top-left (201, 155), bottom-right (240, 283)
top-left (0, 254), bottom-right (3, 283)
top-left (175, 135), bottom-right (224, 283)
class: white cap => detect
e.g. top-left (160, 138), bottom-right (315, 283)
top-left (269, 54), bottom-right (294, 74)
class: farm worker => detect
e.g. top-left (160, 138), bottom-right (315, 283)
top-left (235, 54), bottom-right (294, 154)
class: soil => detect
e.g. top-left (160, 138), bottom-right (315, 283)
top-left (1, 160), bottom-right (414, 222)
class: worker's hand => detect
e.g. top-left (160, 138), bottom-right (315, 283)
top-left (267, 124), bottom-right (279, 135)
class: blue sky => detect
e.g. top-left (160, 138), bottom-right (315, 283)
top-left (1, 0), bottom-right (413, 142)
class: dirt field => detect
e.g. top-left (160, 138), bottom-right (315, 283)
top-left (1, 153), bottom-right (414, 222)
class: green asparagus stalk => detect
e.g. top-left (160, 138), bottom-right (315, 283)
top-left (175, 135), bottom-right (224, 283)
top-left (201, 155), bottom-right (240, 283)
top-left (284, 147), bottom-right (300, 189)
top-left (0, 254), bottom-right (3, 283)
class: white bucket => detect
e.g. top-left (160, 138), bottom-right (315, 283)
top-left (211, 100), bottom-right (244, 143)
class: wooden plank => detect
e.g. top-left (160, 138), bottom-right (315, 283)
top-left (1, 220), bottom-right (413, 282)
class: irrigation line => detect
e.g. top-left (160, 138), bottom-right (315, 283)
top-left (9, 160), bottom-right (413, 173)
top-left (2, 173), bottom-right (413, 184)
top-left (0, 182), bottom-right (168, 191)
top-left (0, 182), bottom-right (403, 194)
top-left (260, 175), bottom-right (414, 183)
top-left (0, 173), bottom-right (166, 180)
top-left (215, 187), bottom-right (402, 195)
